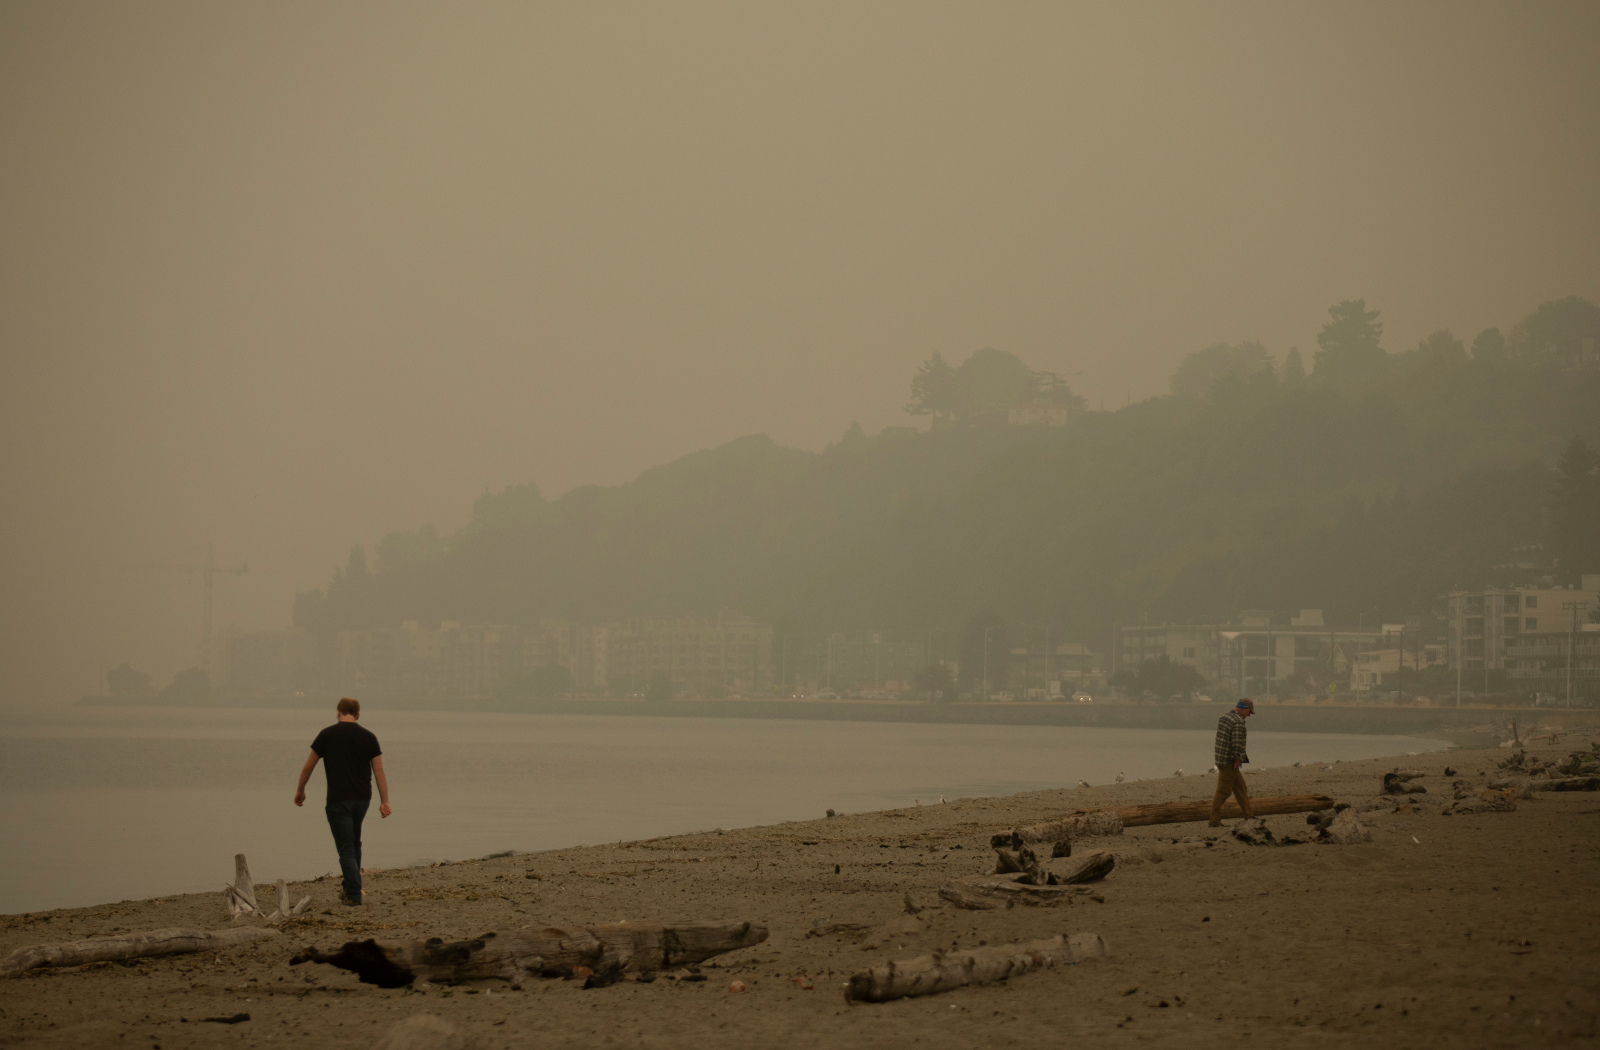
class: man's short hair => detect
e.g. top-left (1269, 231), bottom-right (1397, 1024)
top-left (336, 697), bottom-right (360, 717)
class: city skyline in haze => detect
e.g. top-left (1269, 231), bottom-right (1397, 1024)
top-left (2, 1), bottom-right (1598, 703)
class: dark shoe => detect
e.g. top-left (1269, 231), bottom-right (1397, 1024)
top-left (338, 893), bottom-right (363, 906)
top-left (1207, 821), bottom-right (1223, 828)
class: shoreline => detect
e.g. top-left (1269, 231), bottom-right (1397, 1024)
top-left (4, 736), bottom-right (1598, 1048)
top-left (69, 693), bottom-right (1583, 743)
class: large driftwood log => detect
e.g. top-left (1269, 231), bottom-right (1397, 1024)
top-left (0, 926), bottom-right (279, 979)
top-left (294, 920), bottom-right (768, 987)
top-left (1120, 793), bottom-right (1335, 825)
top-left (846, 933), bottom-right (1108, 1002)
top-left (992, 794), bottom-right (1336, 851)
top-left (1536, 776), bottom-right (1600, 792)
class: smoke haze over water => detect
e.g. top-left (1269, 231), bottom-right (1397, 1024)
top-left (1, 2), bottom-right (1597, 702)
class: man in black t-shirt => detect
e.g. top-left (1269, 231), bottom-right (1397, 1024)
top-left (294, 697), bottom-right (391, 905)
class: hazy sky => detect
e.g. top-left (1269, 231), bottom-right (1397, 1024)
top-left (2, 1), bottom-right (1597, 703)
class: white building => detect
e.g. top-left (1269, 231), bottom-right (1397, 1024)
top-left (1443, 577), bottom-right (1600, 675)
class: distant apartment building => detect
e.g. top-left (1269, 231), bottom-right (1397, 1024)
top-left (219, 628), bottom-right (318, 695)
top-left (603, 615), bottom-right (772, 695)
top-left (1442, 577), bottom-right (1599, 675)
top-left (1503, 623), bottom-right (1600, 696)
top-left (222, 618), bottom-right (602, 700)
top-left (331, 620), bottom-right (556, 700)
top-left (1003, 641), bottom-right (1106, 693)
top-left (216, 615), bottom-right (775, 700)
top-left (1349, 643), bottom-right (1448, 692)
top-left (1119, 610), bottom-right (1388, 695)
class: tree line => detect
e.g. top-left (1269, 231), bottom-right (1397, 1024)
top-left (292, 295), bottom-right (1600, 678)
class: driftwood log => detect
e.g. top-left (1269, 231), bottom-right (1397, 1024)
top-left (991, 794), bottom-right (1336, 852)
top-left (941, 851), bottom-right (1115, 909)
top-left (993, 846), bottom-right (1113, 885)
top-left (0, 926), bottom-right (279, 979)
top-left (294, 920), bottom-right (768, 987)
top-left (1536, 776), bottom-right (1600, 792)
top-left (846, 932), bottom-right (1108, 1002)
top-left (990, 810), bottom-right (1122, 853)
top-left (225, 854), bottom-right (259, 918)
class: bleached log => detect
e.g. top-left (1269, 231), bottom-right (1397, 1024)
top-left (294, 920), bottom-right (768, 987)
top-left (371, 1014), bottom-right (466, 1050)
top-left (261, 879), bottom-right (291, 923)
top-left (1054, 849), bottom-right (1116, 884)
top-left (289, 895), bottom-right (315, 916)
top-left (224, 883), bottom-right (259, 918)
top-left (0, 926), bottom-right (278, 979)
top-left (940, 874), bottom-right (1075, 910)
top-left (993, 794), bottom-right (1336, 852)
top-left (846, 933), bottom-right (1107, 1002)
top-left (233, 854), bottom-right (257, 911)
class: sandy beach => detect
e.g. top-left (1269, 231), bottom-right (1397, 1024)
top-left (3, 737), bottom-right (1597, 1049)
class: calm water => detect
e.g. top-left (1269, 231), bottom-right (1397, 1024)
top-left (0, 706), bottom-right (1446, 914)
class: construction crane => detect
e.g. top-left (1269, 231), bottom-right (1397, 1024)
top-left (169, 545), bottom-right (248, 674)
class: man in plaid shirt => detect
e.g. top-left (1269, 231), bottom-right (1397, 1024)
top-left (1209, 698), bottom-right (1256, 826)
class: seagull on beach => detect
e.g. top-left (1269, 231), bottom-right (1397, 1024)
top-left (1173, 769), bottom-right (1184, 777)
top-left (939, 795), bottom-right (947, 804)
top-left (1206, 765), bottom-right (1217, 774)
top-left (1115, 772), bottom-right (1125, 783)
top-left (1076, 780), bottom-right (1091, 788)
top-left (1322, 765), bottom-right (1334, 772)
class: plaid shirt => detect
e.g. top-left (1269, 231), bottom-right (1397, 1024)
top-left (1214, 710), bottom-right (1249, 767)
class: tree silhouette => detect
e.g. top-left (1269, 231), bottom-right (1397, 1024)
top-left (106, 662), bottom-right (152, 696)
top-left (1549, 437), bottom-right (1600, 578)
top-left (1313, 299), bottom-right (1387, 388)
top-left (905, 353), bottom-right (958, 424)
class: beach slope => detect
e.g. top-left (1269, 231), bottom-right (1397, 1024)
top-left (2, 742), bottom-right (1597, 1048)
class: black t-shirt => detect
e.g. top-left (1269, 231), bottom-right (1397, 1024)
top-left (310, 721), bottom-right (382, 803)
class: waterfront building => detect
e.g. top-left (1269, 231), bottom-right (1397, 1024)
top-left (1442, 577), bottom-right (1599, 676)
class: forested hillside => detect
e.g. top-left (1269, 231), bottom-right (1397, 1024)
top-left (294, 297), bottom-right (1600, 644)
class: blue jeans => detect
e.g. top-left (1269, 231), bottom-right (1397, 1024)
top-left (325, 798), bottom-right (371, 902)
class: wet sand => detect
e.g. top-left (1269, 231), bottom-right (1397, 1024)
top-left (3, 740), bottom-right (1597, 1048)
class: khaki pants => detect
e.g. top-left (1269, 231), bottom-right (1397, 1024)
top-left (1209, 764), bottom-right (1253, 824)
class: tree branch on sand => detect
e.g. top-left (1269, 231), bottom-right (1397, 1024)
top-left (1, 927), bottom-right (278, 979)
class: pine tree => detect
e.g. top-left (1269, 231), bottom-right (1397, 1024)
top-left (1313, 299), bottom-right (1387, 387)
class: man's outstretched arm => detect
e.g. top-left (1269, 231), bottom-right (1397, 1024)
top-left (372, 756), bottom-right (392, 817)
top-left (294, 750), bottom-right (320, 806)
